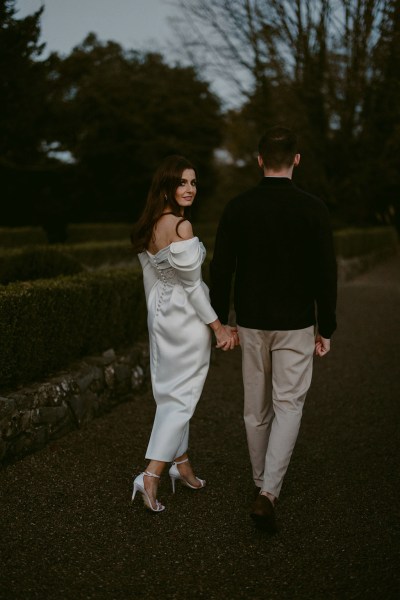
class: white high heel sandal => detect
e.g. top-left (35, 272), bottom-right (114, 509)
top-left (169, 458), bottom-right (206, 493)
top-left (132, 471), bottom-right (165, 512)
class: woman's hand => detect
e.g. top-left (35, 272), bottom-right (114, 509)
top-left (215, 324), bottom-right (240, 351)
top-left (209, 319), bottom-right (240, 351)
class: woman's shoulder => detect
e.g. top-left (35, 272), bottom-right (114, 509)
top-left (157, 214), bottom-right (193, 242)
top-left (168, 236), bottom-right (202, 268)
top-left (172, 219), bottom-right (193, 241)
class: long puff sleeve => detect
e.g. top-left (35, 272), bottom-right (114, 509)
top-left (138, 252), bottom-right (158, 302)
top-left (168, 237), bottom-right (218, 325)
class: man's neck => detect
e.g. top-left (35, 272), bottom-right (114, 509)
top-left (264, 167), bottom-right (294, 179)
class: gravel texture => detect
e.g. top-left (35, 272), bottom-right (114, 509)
top-left (1, 253), bottom-right (399, 600)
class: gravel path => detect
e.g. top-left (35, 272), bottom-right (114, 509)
top-left (1, 253), bottom-right (399, 600)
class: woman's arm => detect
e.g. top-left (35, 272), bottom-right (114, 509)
top-left (168, 237), bottom-right (237, 349)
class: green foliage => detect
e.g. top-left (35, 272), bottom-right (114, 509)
top-left (0, 269), bottom-right (147, 389)
top-left (0, 247), bottom-right (84, 284)
top-left (1, 4), bottom-right (222, 231)
top-left (0, 226), bottom-right (48, 247)
top-left (44, 36), bottom-right (222, 223)
top-left (0, 223), bottom-right (395, 389)
top-left (177, 0), bottom-right (400, 230)
top-left (0, 223), bottom-right (130, 247)
top-left (333, 227), bottom-right (398, 259)
top-left (60, 241), bottom-right (137, 269)
top-left (0, 0), bottom-right (46, 163)
top-left (0, 0), bottom-right (54, 228)
top-left (66, 223), bottom-right (131, 243)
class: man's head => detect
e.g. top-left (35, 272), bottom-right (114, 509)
top-left (258, 126), bottom-right (300, 176)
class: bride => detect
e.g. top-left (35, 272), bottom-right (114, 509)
top-left (130, 155), bottom-right (238, 512)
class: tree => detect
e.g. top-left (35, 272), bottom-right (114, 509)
top-left (0, 0), bottom-right (52, 228)
top-left (1, 3), bottom-right (223, 232)
top-left (173, 0), bottom-right (400, 228)
top-left (357, 0), bottom-right (400, 230)
top-left (45, 35), bottom-right (223, 223)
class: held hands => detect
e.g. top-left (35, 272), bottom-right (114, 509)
top-left (214, 324), bottom-right (240, 351)
top-left (315, 334), bottom-right (331, 357)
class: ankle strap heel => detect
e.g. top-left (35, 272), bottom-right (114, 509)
top-left (172, 458), bottom-right (189, 465)
top-left (168, 458), bottom-right (205, 493)
top-left (132, 471), bottom-right (165, 512)
top-left (143, 470), bottom-right (161, 478)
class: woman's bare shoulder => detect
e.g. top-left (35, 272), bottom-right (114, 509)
top-left (157, 214), bottom-right (194, 242)
top-left (173, 219), bottom-right (193, 241)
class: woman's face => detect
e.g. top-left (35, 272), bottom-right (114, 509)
top-left (174, 168), bottom-right (197, 211)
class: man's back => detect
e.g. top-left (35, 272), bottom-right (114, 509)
top-left (210, 176), bottom-right (337, 338)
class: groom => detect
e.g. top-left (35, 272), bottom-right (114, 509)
top-left (210, 126), bottom-right (337, 532)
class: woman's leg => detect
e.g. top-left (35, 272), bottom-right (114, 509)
top-left (173, 452), bottom-right (204, 488)
top-left (144, 460), bottom-right (166, 508)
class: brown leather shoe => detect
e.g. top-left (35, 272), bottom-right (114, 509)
top-left (253, 486), bottom-right (261, 500)
top-left (250, 493), bottom-right (277, 533)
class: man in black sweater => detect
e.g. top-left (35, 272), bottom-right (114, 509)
top-left (210, 126), bottom-right (337, 532)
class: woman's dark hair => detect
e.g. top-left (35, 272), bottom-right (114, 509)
top-left (130, 155), bottom-right (197, 253)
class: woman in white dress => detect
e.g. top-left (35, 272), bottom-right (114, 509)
top-left (130, 155), bottom-right (238, 512)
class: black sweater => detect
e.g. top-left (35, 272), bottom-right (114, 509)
top-left (209, 177), bottom-right (337, 339)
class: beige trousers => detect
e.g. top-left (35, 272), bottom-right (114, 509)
top-left (238, 325), bottom-right (315, 498)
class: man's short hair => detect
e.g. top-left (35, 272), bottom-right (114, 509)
top-left (258, 127), bottom-right (298, 170)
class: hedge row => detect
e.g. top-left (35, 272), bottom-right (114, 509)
top-left (333, 227), bottom-right (398, 258)
top-left (0, 241), bottom-right (138, 278)
top-left (2, 222), bottom-right (397, 259)
top-left (198, 226), bottom-right (398, 258)
top-left (0, 223), bottom-right (131, 247)
top-left (0, 269), bottom-right (147, 390)
top-left (0, 226), bottom-right (47, 247)
top-left (61, 240), bottom-right (137, 268)
top-left (0, 225), bottom-right (397, 389)
top-left (0, 247), bottom-right (84, 284)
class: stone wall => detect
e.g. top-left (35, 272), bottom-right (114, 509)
top-left (0, 344), bottom-right (149, 464)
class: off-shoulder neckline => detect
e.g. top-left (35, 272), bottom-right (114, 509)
top-left (146, 236), bottom-right (199, 257)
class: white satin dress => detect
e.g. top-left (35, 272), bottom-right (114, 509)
top-left (138, 237), bottom-right (218, 462)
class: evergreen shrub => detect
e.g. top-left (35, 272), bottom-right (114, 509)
top-left (0, 242), bottom-right (138, 275)
top-left (67, 223), bottom-right (131, 243)
top-left (0, 227), bottom-right (48, 247)
top-left (0, 224), bottom-right (130, 248)
top-left (60, 241), bottom-right (136, 269)
top-left (0, 247), bottom-right (84, 284)
top-left (333, 227), bottom-right (398, 258)
top-left (0, 269), bottom-right (147, 389)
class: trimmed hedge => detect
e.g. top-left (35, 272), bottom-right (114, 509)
top-left (0, 247), bottom-right (84, 284)
top-left (0, 226), bottom-right (47, 247)
top-left (0, 223), bottom-right (131, 248)
top-left (0, 225), bottom-right (397, 390)
top-left (0, 269), bottom-right (147, 389)
top-left (59, 240), bottom-right (137, 269)
top-left (2, 223), bottom-right (397, 261)
top-left (0, 241), bottom-right (138, 272)
top-left (333, 227), bottom-right (398, 258)
top-left (67, 223), bottom-right (132, 243)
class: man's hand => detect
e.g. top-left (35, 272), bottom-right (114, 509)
top-left (315, 334), bottom-right (330, 357)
